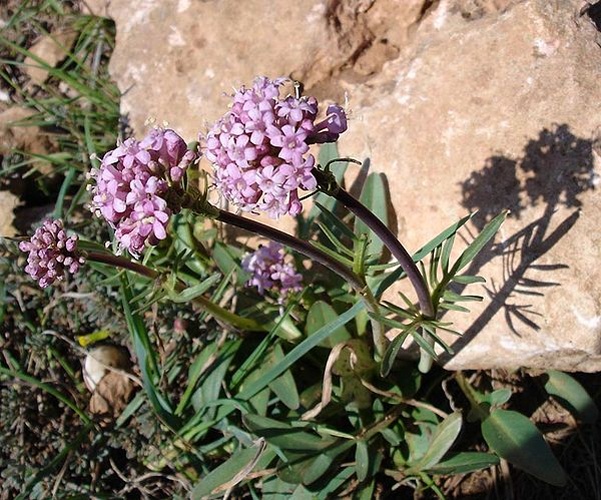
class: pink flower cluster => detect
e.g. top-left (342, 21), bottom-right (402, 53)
top-left (19, 219), bottom-right (85, 288)
top-left (242, 242), bottom-right (302, 296)
top-left (204, 77), bottom-right (347, 219)
top-left (90, 128), bottom-right (197, 256)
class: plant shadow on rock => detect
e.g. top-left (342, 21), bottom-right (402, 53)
top-left (444, 124), bottom-right (596, 358)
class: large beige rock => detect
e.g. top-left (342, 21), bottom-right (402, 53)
top-left (339, 0), bottom-right (601, 372)
top-left (89, 0), bottom-right (424, 135)
top-left (0, 106), bottom-right (56, 175)
top-left (98, 0), bottom-right (601, 371)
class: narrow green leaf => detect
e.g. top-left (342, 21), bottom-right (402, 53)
top-left (311, 240), bottom-right (355, 268)
top-left (120, 275), bottom-right (179, 428)
top-left (440, 232), bottom-right (455, 274)
top-left (438, 302), bottom-right (470, 313)
top-left (355, 440), bottom-right (369, 482)
top-left (192, 341), bottom-right (240, 415)
top-left (53, 166), bottom-right (77, 219)
top-left (451, 274), bottom-right (486, 285)
top-left (176, 346), bottom-right (215, 416)
top-left (368, 266), bottom-right (406, 297)
top-left (231, 297), bottom-right (301, 388)
top-left (261, 475), bottom-right (299, 497)
top-left (303, 453), bottom-right (336, 485)
top-left (425, 452), bottom-right (499, 475)
top-left (314, 201), bottom-right (356, 241)
top-left (243, 414), bottom-right (335, 452)
top-left (421, 323), bottom-right (453, 354)
top-left (241, 364), bottom-right (271, 417)
top-left (482, 409), bottom-right (566, 486)
top-left (355, 480), bottom-right (375, 500)
top-left (442, 290), bottom-right (483, 303)
top-left (305, 301), bottom-right (351, 348)
top-left (543, 370), bottom-right (599, 424)
top-left (314, 466), bottom-right (355, 498)
top-left (380, 323), bottom-right (418, 377)
top-left (268, 344), bottom-right (300, 410)
top-left (481, 389), bottom-right (512, 408)
top-left (410, 329), bottom-right (438, 359)
top-left (304, 440), bottom-right (355, 487)
top-left (381, 300), bottom-right (418, 320)
top-left (412, 213), bottom-right (474, 263)
top-left (290, 485), bottom-right (315, 499)
top-left (354, 172), bottom-right (388, 258)
top-left (170, 274), bottom-right (221, 302)
top-left (452, 211), bottom-right (507, 273)
top-left (183, 302), bottom-right (364, 438)
top-left (427, 248), bottom-right (438, 289)
top-left (213, 242), bottom-right (246, 285)
top-left (191, 440), bottom-right (265, 499)
top-left (316, 221), bottom-right (355, 257)
top-left (409, 412), bottom-right (462, 471)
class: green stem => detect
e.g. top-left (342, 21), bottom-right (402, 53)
top-left (86, 251), bottom-right (263, 332)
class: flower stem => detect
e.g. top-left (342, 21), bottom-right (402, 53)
top-left (216, 210), bottom-right (365, 292)
top-left (86, 251), bottom-right (263, 332)
top-left (193, 207), bottom-right (387, 356)
top-left (314, 169), bottom-right (434, 319)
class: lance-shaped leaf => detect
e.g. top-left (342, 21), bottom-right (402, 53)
top-left (354, 172), bottom-right (389, 258)
top-left (543, 370), bottom-right (598, 424)
top-left (407, 412), bottom-right (463, 473)
top-left (482, 409), bottom-right (566, 486)
top-left (191, 439), bottom-right (266, 499)
top-left (424, 452), bottom-right (499, 475)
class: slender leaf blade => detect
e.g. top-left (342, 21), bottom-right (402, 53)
top-left (305, 301), bottom-right (351, 348)
top-left (191, 440), bottom-right (266, 499)
top-left (354, 172), bottom-right (388, 258)
top-left (409, 412), bottom-right (462, 471)
top-left (425, 452), bottom-right (500, 475)
top-left (452, 211), bottom-right (507, 272)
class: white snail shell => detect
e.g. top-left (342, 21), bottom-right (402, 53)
top-left (83, 344), bottom-right (131, 392)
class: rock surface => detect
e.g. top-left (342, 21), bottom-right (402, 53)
top-left (23, 29), bottom-right (78, 86)
top-left (0, 190), bottom-right (19, 237)
top-left (0, 106), bottom-right (55, 236)
top-left (92, 0), bottom-right (601, 371)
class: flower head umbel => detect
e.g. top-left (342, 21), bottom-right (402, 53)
top-left (19, 219), bottom-right (85, 288)
top-left (89, 128), bottom-right (197, 256)
top-left (204, 77), bottom-right (347, 219)
top-left (242, 242), bottom-right (302, 297)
